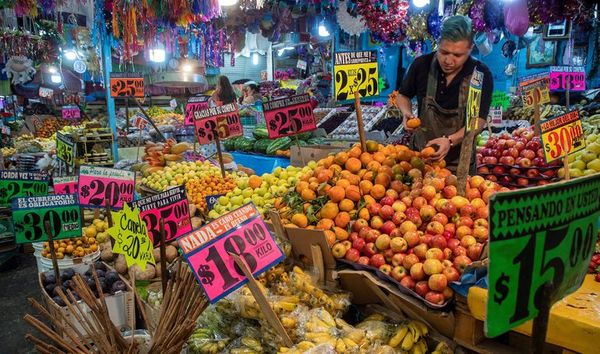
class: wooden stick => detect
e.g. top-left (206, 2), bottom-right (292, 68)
top-left (354, 91), bottom-right (367, 152)
top-left (44, 220), bottom-right (62, 287)
top-left (159, 219), bottom-right (168, 294)
top-left (23, 314), bottom-right (80, 353)
top-left (132, 98), bottom-right (167, 142)
top-left (564, 157), bottom-right (570, 180)
top-left (533, 89), bottom-right (541, 136)
top-left (214, 134), bottom-right (226, 178)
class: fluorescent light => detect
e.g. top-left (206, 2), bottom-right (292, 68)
top-left (219, 0), bottom-right (238, 6)
top-left (252, 53), bottom-right (259, 65)
top-left (182, 63), bottom-right (193, 72)
top-left (412, 0), bottom-right (430, 7)
top-left (50, 74), bottom-right (62, 84)
top-left (318, 21), bottom-right (330, 37)
top-left (47, 66), bottom-right (58, 74)
top-left (149, 48), bottom-right (166, 63)
top-left (277, 49), bottom-right (285, 56)
top-left (64, 50), bottom-right (77, 61)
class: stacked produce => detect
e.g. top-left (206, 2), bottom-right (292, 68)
top-left (1, 146), bottom-right (16, 156)
top-left (224, 125), bottom-right (325, 157)
top-left (186, 174), bottom-right (237, 213)
top-left (136, 106), bottom-right (185, 126)
top-left (14, 134), bottom-right (53, 153)
top-left (278, 142), bottom-right (500, 304)
top-left (476, 127), bottom-right (561, 188)
top-left (35, 118), bottom-right (71, 138)
top-left (140, 160), bottom-right (228, 191)
top-left (141, 139), bottom-right (191, 170)
top-left (40, 214), bottom-right (107, 260)
top-left (562, 133), bottom-right (600, 178)
top-left (210, 165), bottom-right (311, 219)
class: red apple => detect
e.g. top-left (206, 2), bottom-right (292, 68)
top-left (349, 232), bottom-right (359, 243)
top-left (454, 255), bottom-right (473, 273)
top-left (425, 291), bottom-right (445, 304)
top-left (403, 230), bottom-right (420, 247)
top-left (443, 287), bottom-right (454, 299)
top-left (483, 156), bottom-right (498, 164)
top-left (517, 157), bottom-right (532, 168)
top-left (363, 242), bottom-right (377, 257)
top-left (415, 281), bottom-right (430, 297)
top-left (541, 169), bottom-right (556, 178)
top-left (352, 237), bottom-right (366, 252)
top-left (447, 238), bottom-right (461, 252)
top-left (380, 196), bottom-right (395, 206)
top-left (379, 264), bottom-right (392, 275)
top-left (477, 166), bottom-right (490, 174)
top-left (442, 186), bottom-right (458, 199)
top-left (332, 243), bottom-right (348, 258)
top-left (357, 256), bottom-right (370, 265)
top-left (366, 229), bottom-right (381, 243)
top-left (443, 266), bottom-right (461, 282)
top-left (454, 246), bottom-right (467, 257)
top-left (406, 212), bottom-right (422, 228)
top-left (431, 213), bottom-right (449, 225)
top-left (403, 254), bottom-right (420, 270)
top-left (516, 177), bottom-right (530, 187)
top-left (456, 225), bottom-right (472, 239)
top-left (400, 276), bottom-right (416, 290)
top-left (353, 219), bottom-right (369, 232)
top-left (390, 227), bottom-right (403, 239)
top-left (370, 216), bottom-right (384, 229)
top-left (461, 235), bottom-right (477, 248)
top-left (499, 156), bottom-right (515, 166)
top-left (492, 165), bottom-right (506, 175)
top-left (345, 248), bottom-right (360, 262)
top-left (420, 234), bottom-right (433, 247)
top-left (428, 273), bottom-right (448, 292)
top-left (526, 168), bottom-right (540, 178)
top-left (375, 234), bottom-right (391, 250)
top-left (423, 258), bottom-right (443, 275)
top-left (379, 205), bottom-right (395, 220)
top-left (457, 216), bottom-right (474, 228)
top-left (431, 235), bottom-right (447, 249)
top-left (532, 157), bottom-right (545, 167)
top-left (390, 237), bottom-right (408, 253)
top-left (526, 139), bottom-right (541, 151)
top-left (380, 220), bottom-right (396, 235)
top-left (460, 205), bottom-right (477, 219)
top-left (425, 247), bottom-right (444, 261)
top-left (443, 247), bottom-right (453, 260)
top-left (410, 262), bottom-right (426, 281)
top-left (467, 243), bottom-right (484, 260)
top-left (414, 243), bottom-right (429, 260)
top-left (420, 205), bottom-right (437, 222)
top-left (359, 226), bottom-right (371, 238)
top-left (444, 223), bottom-right (456, 235)
top-left (370, 254), bottom-right (386, 268)
top-left (391, 253), bottom-right (405, 267)
top-left (392, 211), bottom-right (407, 226)
top-left (392, 200), bottom-right (407, 212)
top-left (473, 226), bottom-right (488, 242)
top-left (440, 202), bottom-right (457, 218)
top-left (391, 266), bottom-right (408, 281)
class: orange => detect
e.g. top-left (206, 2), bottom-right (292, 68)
top-left (345, 157), bottom-right (362, 173)
top-left (336, 178), bottom-right (351, 188)
top-left (295, 181), bottom-right (309, 193)
top-left (329, 164), bottom-right (342, 175)
top-left (345, 185), bottom-right (361, 202)
top-left (248, 175), bottom-right (263, 189)
top-left (383, 157), bottom-right (396, 167)
top-left (335, 212), bottom-right (351, 228)
top-left (316, 169), bottom-right (333, 183)
top-left (301, 188), bottom-right (316, 201)
top-left (362, 171), bottom-right (375, 182)
top-left (327, 186), bottom-right (346, 203)
top-left (359, 180), bottom-right (373, 195)
top-left (363, 195), bottom-right (376, 205)
top-left (339, 198), bottom-right (355, 212)
top-left (316, 218), bottom-right (335, 230)
top-left (320, 155), bottom-right (335, 168)
top-left (370, 184), bottom-right (386, 199)
top-left (318, 183), bottom-right (331, 196)
top-left (320, 202), bottom-right (340, 220)
top-left (347, 174), bottom-right (361, 186)
top-left (374, 173), bottom-right (391, 188)
top-left (360, 152), bottom-right (373, 167)
top-left (373, 152), bottom-right (386, 164)
top-left (323, 229), bottom-right (336, 246)
top-left (358, 208), bottom-right (370, 220)
top-left (291, 214), bottom-right (309, 228)
top-left (334, 151), bottom-right (349, 165)
top-left (399, 161), bottom-right (412, 172)
top-left (309, 181), bottom-right (319, 191)
top-left (348, 146), bottom-right (362, 158)
top-left (367, 161), bottom-right (381, 172)
top-left (421, 146), bottom-right (436, 159)
top-left (397, 149), bottom-right (413, 162)
top-left (406, 117), bottom-right (421, 129)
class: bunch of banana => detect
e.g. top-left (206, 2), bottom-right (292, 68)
top-left (336, 318), bottom-right (368, 349)
top-left (289, 267), bottom-right (350, 315)
top-left (228, 336), bottom-right (263, 354)
top-left (387, 320), bottom-right (430, 354)
top-left (356, 315), bottom-right (389, 343)
top-left (431, 341), bottom-right (454, 354)
top-left (188, 328), bottom-right (229, 354)
top-left (278, 341), bottom-right (317, 353)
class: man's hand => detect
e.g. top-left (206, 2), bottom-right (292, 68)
top-left (426, 137), bottom-right (451, 161)
top-left (402, 112), bottom-right (417, 132)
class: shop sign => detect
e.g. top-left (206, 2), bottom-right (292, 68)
top-left (193, 103), bottom-right (243, 145)
top-left (333, 50), bottom-right (379, 101)
top-left (61, 105), bottom-right (81, 120)
top-left (491, 91), bottom-right (510, 110)
top-left (12, 194), bottom-right (81, 243)
top-left (539, 111), bottom-right (585, 163)
top-left (78, 165), bottom-right (135, 209)
top-left (550, 66), bottom-right (585, 91)
top-left (0, 170), bottom-right (49, 207)
top-left (205, 194), bottom-right (224, 211)
top-left (54, 176), bottom-right (78, 195)
top-left (263, 94), bottom-right (316, 139)
top-left (520, 78), bottom-right (550, 109)
top-left (185, 96), bottom-right (210, 126)
top-left (179, 203), bottom-right (284, 303)
top-left (107, 203), bottom-right (155, 270)
top-left (131, 185), bottom-right (191, 246)
top-left (56, 133), bottom-right (76, 167)
top-left (109, 72), bottom-right (145, 98)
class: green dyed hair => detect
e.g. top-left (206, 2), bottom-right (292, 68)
top-left (441, 15), bottom-right (474, 43)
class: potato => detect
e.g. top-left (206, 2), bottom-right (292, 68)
top-left (188, 204), bottom-right (197, 218)
top-left (191, 217), bottom-right (202, 229)
top-left (129, 264), bottom-right (156, 281)
top-left (115, 254), bottom-right (128, 275)
top-left (101, 247), bottom-right (114, 262)
top-left (165, 245), bottom-right (178, 262)
top-left (153, 248), bottom-right (161, 263)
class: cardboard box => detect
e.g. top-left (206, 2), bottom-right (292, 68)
top-left (39, 263), bottom-right (135, 340)
top-left (290, 145), bottom-right (345, 167)
top-left (285, 226), bottom-right (336, 284)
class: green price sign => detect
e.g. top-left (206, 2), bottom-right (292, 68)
top-left (491, 91), bottom-right (510, 110)
top-left (486, 174), bottom-right (600, 337)
top-left (56, 133), bottom-right (76, 166)
top-left (0, 170), bottom-right (49, 207)
top-left (12, 194), bottom-right (82, 243)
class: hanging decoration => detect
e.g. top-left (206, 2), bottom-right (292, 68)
top-left (406, 13), bottom-right (430, 42)
top-left (0, 30), bottom-right (54, 62)
top-left (483, 0), bottom-right (504, 30)
top-left (336, 0), bottom-right (367, 36)
top-left (469, 0), bottom-right (487, 32)
top-left (504, 0), bottom-right (529, 37)
top-left (428, 11), bottom-right (442, 41)
top-left (457, 0), bottom-right (474, 16)
top-left (357, 0), bottom-right (410, 44)
top-left (13, 0), bottom-right (37, 17)
top-left (2, 55), bottom-right (36, 85)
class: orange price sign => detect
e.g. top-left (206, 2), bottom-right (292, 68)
top-left (110, 73), bottom-right (145, 98)
top-left (539, 111), bottom-right (586, 162)
top-left (520, 78), bottom-right (550, 109)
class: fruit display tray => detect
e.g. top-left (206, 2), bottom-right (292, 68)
top-left (329, 106), bottom-right (387, 140)
top-left (477, 163), bottom-right (561, 188)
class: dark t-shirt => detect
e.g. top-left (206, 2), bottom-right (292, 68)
top-left (398, 52), bottom-right (494, 120)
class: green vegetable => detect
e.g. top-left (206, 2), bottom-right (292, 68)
top-left (252, 125), bottom-right (269, 139)
top-left (253, 139), bottom-right (272, 154)
top-left (234, 137), bottom-right (256, 152)
top-left (266, 137), bottom-right (292, 155)
top-left (295, 132), bottom-right (312, 141)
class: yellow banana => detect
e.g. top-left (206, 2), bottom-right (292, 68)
top-left (305, 332), bottom-right (332, 341)
top-left (281, 317), bottom-right (297, 328)
top-left (418, 339), bottom-right (428, 353)
top-left (388, 325), bottom-right (409, 348)
top-left (344, 329), bottom-right (365, 343)
top-left (412, 320), bottom-right (429, 336)
top-left (364, 313), bottom-right (385, 321)
top-left (408, 322), bottom-right (421, 342)
top-left (241, 337), bottom-right (261, 350)
top-left (296, 341), bottom-right (316, 351)
top-left (435, 341), bottom-right (454, 354)
top-left (401, 332), bottom-right (415, 351)
top-left (342, 337), bottom-right (359, 349)
top-left (410, 344), bottom-right (424, 354)
top-left (335, 338), bottom-right (347, 353)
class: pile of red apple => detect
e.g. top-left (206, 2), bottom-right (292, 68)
top-left (476, 127), bottom-right (561, 188)
top-left (336, 175), bottom-right (501, 306)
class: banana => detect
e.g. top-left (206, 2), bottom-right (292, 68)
top-left (388, 325), bottom-right (409, 348)
top-left (418, 339), bottom-right (428, 352)
top-left (305, 332), bottom-right (333, 341)
top-left (435, 341), bottom-right (454, 354)
top-left (241, 337), bottom-right (262, 350)
top-left (296, 341), bottom-right (316, 351)
top-left (412, 320), bottom-right (429, 336)
top-left (364, 313), bottom-right (385, 321)
top-left (401, 332), bottom-right (415, 351)
top-left (335, 338), bottom-right (347, 353)
top-left (281, 317), bottom-right (297, 328)
top-left (408, 322), bottom-right (421, 342)
top-left (344, 329), bottom-right (365, 343)
top-left (342, 337), bottom-right (359, 349)
top-left (410, 345), bottom-right (424, 354)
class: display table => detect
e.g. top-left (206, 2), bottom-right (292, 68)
top-left (229, 152), bottom-right (290, 175)
top-left (467, 275), bottom-right (600, 353)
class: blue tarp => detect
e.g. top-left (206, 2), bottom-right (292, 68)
top-left (229, 151), bottom-right (290, 175)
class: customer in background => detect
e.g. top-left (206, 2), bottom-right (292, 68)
top-left (240, 82), bottom-right (262, 105)
top-left (210, 75), bottom-right (237, 106)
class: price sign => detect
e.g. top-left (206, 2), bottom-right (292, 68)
top-left (12, 194), bottom-right (82, 243)
top-left (109, 72), bottom-right (145, 98)
top-left (333, 50), bottom-right (379, 101)
top-left (550, 66), bottom-right (585, 91)
top-left (131, 185), bottom-right (192, 246)
top-left (205, 194), bottom-right (224, 212)
top-left (491, 91), bottom-right (510, 110)
top-left (61, 105), bottom-right (81, 120)
top-left (180, 204), bottom-right (284, 303)
top-left (39, 87), bottom-right (54, 99)
top-left (264, 94), bottom-right (316, 139)
top-left (56, 133), bottom-right (76, 167)
top-left (489, 108), bottom-right (503, 127)
top-left (466, 68), bottom-right (484, 132)
top-left (0, 170), bottom-right (49, 207)
top-left (486, 174), bottom-right (600, 337)
top-left (185, 96), bottom-right (210, 126)
top-left (78, 165), bottom-right (135, 209)
top-left (193, 103), bottom-right (243, 145)
top-left (539, 111), bottom-right (586, 163)
top-left (54, 176), bottom-right (78, 195)
top-left (520, 77), bottom-right (550, 109)
top-left (107, 203), bottom-right (155, 270)
top-left (131, 112), bottom-right (148, 130)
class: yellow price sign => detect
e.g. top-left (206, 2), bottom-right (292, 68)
top-left (521, 78), bottom-right (550, 109)
top-left (333, 50), bottom-right (378, 101)
top-left (108, 203), bottom-right (155, 270)
top-left (540, 111), bottom-right (586, 162)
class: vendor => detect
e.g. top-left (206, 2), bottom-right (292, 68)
top-left (239, 82), bottom-right (262, 105)
top-left (210, 75), bottom-right (238, 106)
top-left (396, 15), bottom-right (493, 172)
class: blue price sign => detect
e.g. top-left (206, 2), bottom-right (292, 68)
top-left (205, 194), bottom-right (224, 211)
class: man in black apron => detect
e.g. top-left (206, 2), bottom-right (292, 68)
top-left (396, 16), bottom-right (493, 173)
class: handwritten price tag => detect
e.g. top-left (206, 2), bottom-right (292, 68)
top-left (109, 72), bottom-right (144, 98)
top-left (264, 94), bottom-right (316, 139)
top-left (108, 203), bottom-right (155, 270)
top-left (194, 103), bottom-right (243, 145)
top-left (334, 51), bottom-right (379, 101)
top-left (491, 91), bottom-right (510, 111)
top-left (61, 105), bottom-right (81, 120)
top-left (540, 111), bottom-right (586, 162)
top-left (78, 165), bottom-right (135, 209)
top-left (550, 66), bottom-right (585, 91)
top-left (12, 194), bottom-right (82, 243)
top-left (0, 170), bottom-right (49, 207)
top-left (183, 208), bottom-right (284, 303)
top-left (131, 186), bottom-right (192, 246)
top-left (486, 174), bottom-right (600, 337)
top-left (56, 133), bottom-right (76, 167)
top-left (54, 176), bottom-right (78, 195)
top-left (185, 96), bottom-right (210, 126)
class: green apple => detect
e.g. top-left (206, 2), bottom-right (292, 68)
top-left (233, 187), bottom-right (242, 195)
top-left (256, 187), bottom-right (267, 196)
top-left (307, 160), bottom-right (317, 169)
top-left (208, 210), bottom-right (220, 219)
top-left (218, 196), bottom-right (229, 206)
top-left (243, 197), bottom-right (252, 204)
top-left (242, 188), bottom-right (254, 198)
top-left (237, 179), bottom-right (248, 189)
top-left (231, 195), bottom-right (244, 206)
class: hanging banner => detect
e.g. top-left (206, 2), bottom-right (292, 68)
top-left (54, 175), bottom-right (78, 195)
top-left (109, 72), bottom-right (145, 98)
top-left (61, 105), bottom-right (81, 120)
top-left (131, 185), bottom-right (192, 246)
top-left (78, 165), bottom-right (135, 209)
top-left (56, 132), bottom-right (76, 167)
top-left (107, 203), bottom-right (155, 270)
top-left (539, 111), bottom-right (586, 163)
top-left (486, 174), bottom-right (600, 337)
top-left (12, 194), bottom-right (82, 243)
top-left (550, 66), bottom-right (585, 91)
top-left (185, 96), bottom-right (210, 126)
top-left (193, 103), bottom-right (243, 145)
top-left (264, 94), bottom-right (316, 139)
top-left (466, 68), bottom-right (484, 131)
top-left (333, 50), bottom-right (379, 101)
top-left (0, 170), bottom-right (49, 207)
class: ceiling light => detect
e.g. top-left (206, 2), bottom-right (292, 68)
top-left (64, 50), bottom-right (77, 61)
top-left (149, 48), bottom-right (166, 63)
top-left (182, 63), bottom-right (193, 72)
top-left (412, 0), bottom-right (430, 7)
top-left (219, 0), bottom-right (238, 6)
top-left (318, 21), bottom-right (330, 37)
top-left (47, 66), bottom-right (58, 74)
top-left (252, 53), bottom-right (259, 65)
top-left (50, 74), bottom-right (62, 84)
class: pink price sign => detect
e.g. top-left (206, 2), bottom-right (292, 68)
top-left (131, 186), bottom-right (192, 246)
top-left (54, 176), bottom-right (78, 195)
top-left (263, 94), bottom-right (316, 139)
top-left (185, 215), bottom-right (284, 303)
top-left (78, 166), bottom-right (135, 209)
top-left (549, 66), bottom-right (585, 91)
top-left (61, 105), bottom-right (81, 120)
top-left (185, 96), bottom-right (210, 126)
top-left (194, 103), bottom-right (243, 145)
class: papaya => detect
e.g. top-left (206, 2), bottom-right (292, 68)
top-left (170, 142), bottom-right (191, 154)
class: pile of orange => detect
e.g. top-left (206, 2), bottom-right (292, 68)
top-left (41, 237), bottom-right (98, 259)
top-left (186, 175), bottom-right (237, 212)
